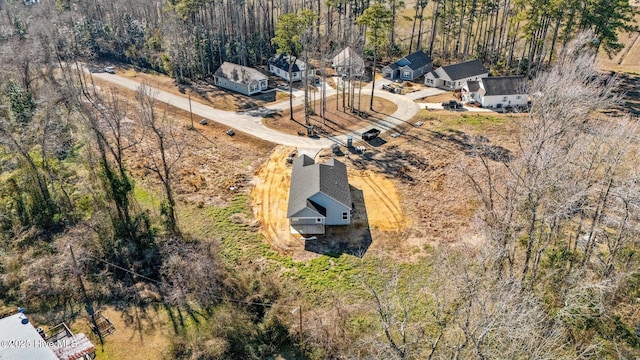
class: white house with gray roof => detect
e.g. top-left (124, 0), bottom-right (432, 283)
top-left (287, 155), bottom-right (352, 235)
top-left (462, 76), bottom-right (528, 108)
top-left (382, 50), bottom-right (433, 81)
top-left (269, 54), bottom-right (313, 82)
top-left (332, 46), bottom-right (365, 77)
top-left (213, 62), bottom-right (268, 96)
top-left (424, 59), bottom-right (488, 90)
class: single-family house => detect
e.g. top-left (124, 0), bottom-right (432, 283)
top-left (213, 62), bottom-right (268, 96)
top-left (287, 155), bottom-right (352, 235)
top-left (424, 59), bottom-right (489, 90)
top-left (269, 54), bottom-right (314, 82)
top-left (462, 76), bottom-right (528, 108)
top-left (332, 46), bottom-right (366, 77)
top-left (0, 311), bottom-right (96, 360)
top-left (382, 50), bottom-right (433, 81)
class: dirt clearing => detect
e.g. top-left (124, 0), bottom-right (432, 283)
top-left (251, 146), bottom-right (408, 259)
top-left (250, 146), bottom-right (300, 254)
top-left (348, 170), bottom-right (408, 231)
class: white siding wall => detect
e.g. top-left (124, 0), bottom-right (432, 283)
top-left (425, 69), bottom-right (446, 87)
top-left (308, 193), bottom-right (351, 225)
top-left (214, 77), bottom-right (250, 96)
top-left (447, 73), bottom-right (489, 90)
top-left (480, 94), bottom-right (527, 108)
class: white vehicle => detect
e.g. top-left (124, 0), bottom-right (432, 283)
top-left (104, 66), bottom-right (115, 74)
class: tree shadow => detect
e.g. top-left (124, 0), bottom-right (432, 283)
top-left (365, 137), bottom-right (387, 147)
top-left (304, 186), bottom-right (371, 258)
top-left (429, 129), bottom-right (512, 163)
top-left (614, 72), bottom-right (640, 115)
top-left (350, 145), bottom-right (429, 185)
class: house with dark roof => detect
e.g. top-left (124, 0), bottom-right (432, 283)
top-left (287, 155), bottom-right (352, 235)
top-left (462, 76), bottom-right (528, 108)
top-left (424, 59), bottom-right (489, 90)
top-left (213, 62), bottom-right (268, 96)
top-left (269, 54), bottom-right (313, 82)
top-left (332, 46), bottom-right (365, 77)
top-left (382, 50), bottom-right (433, 81)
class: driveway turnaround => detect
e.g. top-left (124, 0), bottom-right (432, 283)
top-left (88, 70), bottom-right (421, 151)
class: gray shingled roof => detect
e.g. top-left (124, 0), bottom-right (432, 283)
top-left (466, 80), bottom-right (480, 92)
top-left (482, 76), bottom-right (528, 96)
top-left (439, 59), bottom-right (488, 81)
top-left (287, 155), bottom-right (351, 218)
top-left (401, 50), bottom-right (432, 70)
top-left (270, 54), bottom-right (307, 72)
top-left (214, 62), bottom-right (267, 85)
top-left (427, 70), bottom-right (440, 79)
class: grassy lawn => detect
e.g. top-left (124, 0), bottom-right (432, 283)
top-left (134, 181), bottom-right (432, 302)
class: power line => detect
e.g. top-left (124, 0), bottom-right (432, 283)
top-left (83, 253), bottom-right (301, 310)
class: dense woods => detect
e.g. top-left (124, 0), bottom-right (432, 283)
top-left (1, 0), bottom-right (632, 83)
top-left (0, 0), bottom-right (638, 359)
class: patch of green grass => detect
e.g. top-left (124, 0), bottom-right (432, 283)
top-left (133, 186), bottom-right (162, 209)
top-left (449, 114), bottom-right (507, 126)
top-left (138, 192), bottom-right (434, 306)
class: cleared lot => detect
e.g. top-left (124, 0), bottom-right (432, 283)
top-left (251, 146), bottom-right (407, 259)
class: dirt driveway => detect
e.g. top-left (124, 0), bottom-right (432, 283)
top-left (251, 146), bottom-right (408, 260)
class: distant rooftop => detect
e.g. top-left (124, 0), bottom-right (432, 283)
top-left (438, 59), bottom-right (488, 81)
top-left (398, 50), bottom-right (432, 70)
top-left (482, 76), bottom-right (528, 96)
top-left (214, 62), bottom-right (267, 85)
top-left (270, 54), bottom-right (308, 72)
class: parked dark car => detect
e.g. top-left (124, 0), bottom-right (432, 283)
top-left (442, 100), bottom-right (463, 110)
top-left (362, 128), bottom-right (381, 141)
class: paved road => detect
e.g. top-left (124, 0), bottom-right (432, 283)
top-left (404, 87), bottom-right (447, 100)
top-left (89, 70), bottom-right (420, 151)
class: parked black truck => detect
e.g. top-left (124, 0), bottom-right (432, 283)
top-left (362, 128), bottom-right (381, 141)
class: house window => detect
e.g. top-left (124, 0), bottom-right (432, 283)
top-left (502, 96), bottom-right (508, 101)
top-left (402, 70), bottom-right (411, 78)
top-left (251, 84), bottom-right (257, 92)
top-left (316, 218), bottom-right (322, 223)
top-left (342, 212), bottom-right (348, 220)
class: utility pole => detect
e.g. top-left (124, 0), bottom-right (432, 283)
top-left (69, 245), bottom-right (89, 308)
top-left (188, 93), bottom-right (194, 129)
top-left (69, 245), bottom-right (103, 345)
top-left (292, 305), bottom-right (303, 355)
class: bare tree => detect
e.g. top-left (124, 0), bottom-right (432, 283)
top-left (136, 84), bottom-right (185, 236)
